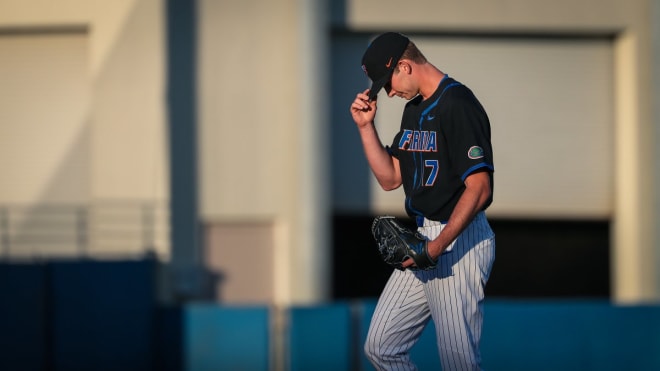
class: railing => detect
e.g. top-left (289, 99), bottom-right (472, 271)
top-left (0, 202), bottom-right (169, 261)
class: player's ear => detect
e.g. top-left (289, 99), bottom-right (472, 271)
top-left (398, 60), bottom-right (412, 74)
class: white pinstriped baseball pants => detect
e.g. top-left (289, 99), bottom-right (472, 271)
top-left (364, 212), bottom-right (495, 371)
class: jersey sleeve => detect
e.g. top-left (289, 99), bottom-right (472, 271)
top-left (444, 91), bottom-right (494, 181)
top-left (387, 131), bottom-right (403, 158)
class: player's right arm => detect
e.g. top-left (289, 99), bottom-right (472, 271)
top-left (350, 90), bottom-right (402, 191)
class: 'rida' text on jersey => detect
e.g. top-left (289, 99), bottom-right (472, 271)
top-left (398, 130), bottom-right (438, 152)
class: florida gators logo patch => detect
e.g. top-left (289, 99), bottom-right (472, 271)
top-left (468, 146), bottom-right (484, 159)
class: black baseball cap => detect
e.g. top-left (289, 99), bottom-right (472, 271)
top-left (361, 32), bottom-right (410, 100)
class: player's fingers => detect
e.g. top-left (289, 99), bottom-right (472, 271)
top-left (361, 88), bottom-right (371, 99)
top-left (351, 94), bottom-right (372, 112)
top-left (357, 89), bottom-right (375, 105)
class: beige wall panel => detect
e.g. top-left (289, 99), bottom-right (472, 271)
top-left (0, 32), bottom-right (90, 205)
top-left (0, 0), bottom-right (137, 75)
top-left (90, 0), bottom-right (167, 201)
top-left (346, 0), bottom-right (635, 31)
top-left (198, 0), bottom-right (298, 219)
top-left (87, 0), bottom-right (169, 257)
top-left (0, 0), bottom-right (169, 203)
top-left (612, 29), bottom-right (657, 303)
top-left (198, 0), bottom-right (331, 304)
top-left (0, 0), bottom-right (170, 259)
top-left (204, 221), bottom-right (275, 303)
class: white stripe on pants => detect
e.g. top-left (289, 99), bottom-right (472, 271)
top-left (364, 212), bottom-right (495, 371)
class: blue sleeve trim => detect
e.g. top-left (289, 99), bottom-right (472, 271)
top-left (461, 163), bottom-right (494, 181)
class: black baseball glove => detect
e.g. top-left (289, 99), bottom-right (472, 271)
top-left (371, 216), bottom-right (437, 271)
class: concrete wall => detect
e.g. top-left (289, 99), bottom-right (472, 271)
top-left (196, 0), bottom-right (330, 305)
top-left (1, 0), bottom-right (658, 304)
top-left (0, 0), bottom-right (170, 258)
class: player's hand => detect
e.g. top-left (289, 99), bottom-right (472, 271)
top-left (401, 241), bottom-right (439, 269)
top-left (350, 89), bottom-right (377, 129)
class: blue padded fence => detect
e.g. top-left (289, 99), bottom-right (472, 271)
top-left (2, 261), bottom-right (660, 370)
top-left (288, 302), bottom-right (352, 371)
top-left (0, 264), bottom-right (48, 371)
top-left (481, 300), bottom-right (660, 370)
top-left (49, 260), bottom-right (156, 371)
top-left (183, 305), bottom-right (269, 371)
top-left (0, 260), bottom-right (156, 371)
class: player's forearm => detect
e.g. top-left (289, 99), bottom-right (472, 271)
top-left (358, 124), bottom-right (401, 190)
top-left (427, 173), bottom-right (491, 258)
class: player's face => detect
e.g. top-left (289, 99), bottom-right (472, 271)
top-left (386, 67), bottom-right (416, 100)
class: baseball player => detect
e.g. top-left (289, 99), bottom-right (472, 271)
top-left (350, 32), bottom-right (496, 370)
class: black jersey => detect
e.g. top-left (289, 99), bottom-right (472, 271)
top-left (387, 76), bottom-right (494, 222)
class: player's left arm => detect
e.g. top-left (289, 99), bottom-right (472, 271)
top-left (429, 169), bottom-right (491, 258)
top-left (402, 169), bottom-right (491, 267)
